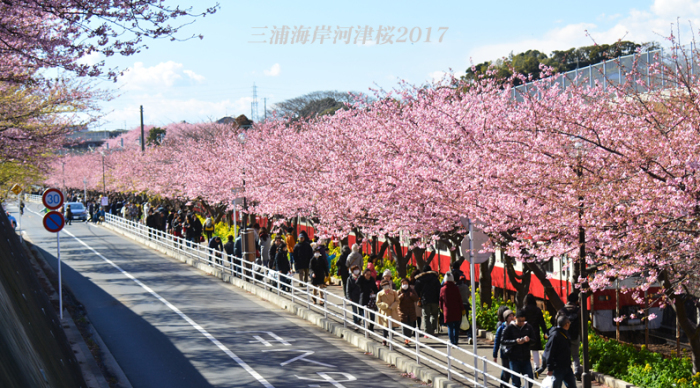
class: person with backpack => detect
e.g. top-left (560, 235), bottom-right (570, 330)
top-left (203, 217), bottom-right (215, 242)
top-left (555, 293), bottom-right (583, 381)
top-left (414, 264), bottom-right (441, 336)
top-left (493, 308), bottom-right (514, 388)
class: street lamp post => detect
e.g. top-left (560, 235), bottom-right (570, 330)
top-left (100, 151), bottom-right (106, 197)
top-left (574, 140), bottom-right (591, 388)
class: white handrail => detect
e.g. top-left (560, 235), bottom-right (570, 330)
top-left (102, 212), bottom-right (541, 388)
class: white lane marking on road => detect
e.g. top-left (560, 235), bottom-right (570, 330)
top-left (58, 227), bottom-right (275, 388)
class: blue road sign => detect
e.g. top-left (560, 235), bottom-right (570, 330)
top-left (43, 211), bottom-right (65, 233)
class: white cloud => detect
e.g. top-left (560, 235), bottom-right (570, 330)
top-left (469, 0), bottom-right (700, 63)
top-left (119, 61), bottom-right (205, 91)
top-left (101, 94), bottom-right (254, 128)
top-left (428, 71), bottom-right (449, 82)
top-left (77, 51), bottom-right (104, 66)
top-left (263, 63), bottom-right (281, 76)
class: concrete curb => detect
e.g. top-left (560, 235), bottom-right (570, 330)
top-left (591, 372), bottom-right (638, 388)
top-left (102, 223), bottom-right (465, 388)
top-left (23, 236), bottom-right (133, 388)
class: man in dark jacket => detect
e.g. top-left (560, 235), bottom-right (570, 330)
top-left (275, 244), bottom-right (291, 292)
top-left (414, 265), bottom-right (441, 335)
top-left (543, 315), bottom-right (577, 388)
top-left (502, 310), bottom-right (536, 388)
top-left (208, 236), bottom-right (224, 265)
top-left (309, 246), bottom-right (329, 305)
top-left (556, 293), bottom-right (582, 380)
top-left (293, 232), bottom-right (313, 283)
top-left (191, 214), bottom-right (203, 244)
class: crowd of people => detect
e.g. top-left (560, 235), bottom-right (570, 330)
top-left (492, 293), bottom-right (583, 388)
top-left (57, 189), bottom-right (581, 388)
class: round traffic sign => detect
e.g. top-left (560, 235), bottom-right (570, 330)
top-left (43, 211), bottom-right (65, 233)
top-left (42, 188), bottom-right (64, 210)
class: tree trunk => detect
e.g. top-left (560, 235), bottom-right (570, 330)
top-left (662, 273), bottom-right (700, 374)
top-left (479, 253), bottom-right (495, 308)
top-left (387, 237), bottom-right (412, 279)
top-left (504, 254), bottom-right (531, 309)
top-left (524, 261), bottom-right (565, 311)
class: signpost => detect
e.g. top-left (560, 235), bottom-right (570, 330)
top-left (42, 188), bottom-right (65, 319)
top-left (459, 217), bottom-right (490, 372)
top-left (11, 184), bottom-right (22, 242)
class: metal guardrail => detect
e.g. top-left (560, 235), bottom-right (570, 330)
top-left (511, 44), bottom-right (697, 101)
top-left (100, 212), bottom-right (542, 388)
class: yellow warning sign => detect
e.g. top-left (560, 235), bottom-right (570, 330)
top-left (10, 184), bottom-right (22, 195)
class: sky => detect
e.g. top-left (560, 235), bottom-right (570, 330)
top-left (83, 0), bottom-right (700, 130)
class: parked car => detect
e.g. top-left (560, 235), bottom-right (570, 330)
top-left (65, 202), bottom-right (88, 221)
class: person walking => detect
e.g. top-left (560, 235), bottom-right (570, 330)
top-left (273, 243), bottom-right (290, 290)
top-left (502, 310), bottom-right (537, 388)
top-left (357, 268), bottom-right (379, 331)
top-left (409, 269), bottom-right (423, 330)
top-left (414, 264), bottom-right (441, 336)
top-left (398, 277), bottom-right (419, 346)
top-left (293, 231), bottom-right (313, 283)
top-left (346, 265), bottom-right (362, 328)
top-left (208, 236), bottom-right (224, 265)
top-left (203, 217), bottom-right (215, 242)
top-left (259, 227), bottom-right (272, 268)
top-left (457, 276), bottom-right (474, 344)
top-left (224, 235), bottom-right (235, 265)
top-left (376, 279), bottom-right (400, 346)
top-left (543, 315), bottom-right (577, 388)
top-left (269, 235), bottom-right (283, 269)
top-left (310, 246), bottom-right (329, 305)
top-left (65, 204), bottom-right (73, 225)
top-left (522, 294), bottom-right (549, 371)
top-left (345, 243), bottom-right (363, 271)
top-left (494, 308), bottom-right (514, 388)
top-left (556, 293), bottom-right (583, 381)
top-left (336, 245), bottom-right (351, 292)
top-left (285, 227), bottom-right (296, 267)
top-left (439, 272), bottom-right (464, 346)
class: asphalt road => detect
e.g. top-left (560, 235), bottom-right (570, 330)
top-left (14, 202), bottom-right (425, 388)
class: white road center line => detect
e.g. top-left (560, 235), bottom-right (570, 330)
top-left (57, 225), bottom-right (275, 388)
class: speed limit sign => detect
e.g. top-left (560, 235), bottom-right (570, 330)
top-left (42, 188), bottom-right (64, 210)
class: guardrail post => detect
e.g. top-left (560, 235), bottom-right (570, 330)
top-left (342, 299), bottom-right (347, 329)
top-left (482, 357), bottom-right (487, 387)
top-left (364, 309), bottom-right (368, 339)
top-left (291, 281), bottom-right (295, 304)
top-left (447, 343), bottom-right (452, 381)
top-left (415, 329), bottom-right (420, 365)
top-left (277, 273), bottom-right (281, 296)
top-left (388, 325), bottom-right (393, 351)
top-left (323, 291), bottom-right (327, 319)
top-left (306, 284), bottom-right (310, 310)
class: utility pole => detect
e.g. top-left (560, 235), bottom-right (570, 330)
top-left (263, 97), bottom-right (267, 121)
top-left (140, 105), bottom-right (145, 152)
